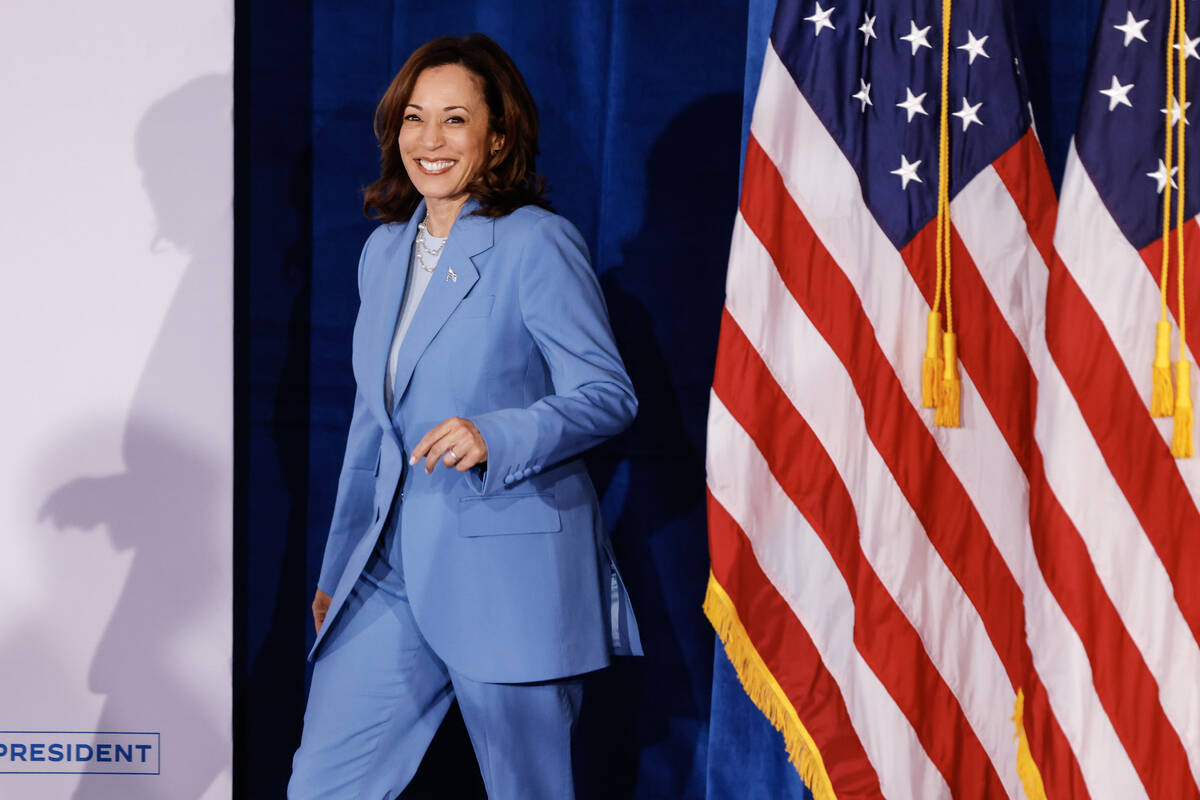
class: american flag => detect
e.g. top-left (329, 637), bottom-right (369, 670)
top-left (1035, 0), bottom-right (1200, 797)
top-left (705, 0), bottom-right (1200, 797)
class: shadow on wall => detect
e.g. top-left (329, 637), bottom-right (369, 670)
top-left (39, 75), bottom-right (232, 800)
top-left (581, 91), bottom-right (743, 800)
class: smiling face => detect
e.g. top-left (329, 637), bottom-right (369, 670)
top-left (398, 63), bottom-right (503, 216)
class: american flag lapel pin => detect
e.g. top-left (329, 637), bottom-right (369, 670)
top-left (446, 266), bottom-right (457, 283)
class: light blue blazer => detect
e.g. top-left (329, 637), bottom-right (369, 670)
top-left (311, 198), bottom-right (642, 683)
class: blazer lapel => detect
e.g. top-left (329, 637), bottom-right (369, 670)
top-left (365, 204), bottom-right (422, 430)
top-left (388, 199), bottom-right (494, 411)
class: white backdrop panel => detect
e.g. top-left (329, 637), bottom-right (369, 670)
top-left (0, 1), bottom-right (232, 797)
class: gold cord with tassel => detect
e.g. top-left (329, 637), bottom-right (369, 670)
top-left (1173, 0), bottom-right (1194, 457)
top-left (933, 0), bottom-right (961, 427)
top-left (1153, 0), bottom-right (1180, 417)
top-left (922, 311), bottom-right (943, 408)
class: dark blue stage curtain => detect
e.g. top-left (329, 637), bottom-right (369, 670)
top-left (238, 1), bottom-right (1105, 798)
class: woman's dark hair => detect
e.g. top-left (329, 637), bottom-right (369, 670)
top-left (363, 33), bottom-right (551, 222)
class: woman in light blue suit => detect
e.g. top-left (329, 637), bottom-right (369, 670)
top-left (288, 34), bottom-right (640, 800)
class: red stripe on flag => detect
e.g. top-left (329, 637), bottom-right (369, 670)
top-left (741, 133), bottom-right (1030, 685)
top-left (1042, 254), bottom-right (1200, 799)
top-left (899, 221), bottom-right (1035, 475)
top-left (708, 490), bottom-right (884, 799)
top-left (713, 309), bottom-right (1003, 795)
top-left (992, 130), bottom-right (1058, 269)
top-left (1139, 225), bottom-right (1200, 401)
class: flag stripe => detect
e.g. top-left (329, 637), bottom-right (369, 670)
top-left (708, 490), bottom-right (884, 799)
top-left (991, 130), bottom-right (1058, 269)
top-left (707, 394), bottom-right (952, 800)
top-left (1043, 249), bottom-right (1200, 798)
top-left (951, 163), bottom-right (1044, 358)
top-left (713, 306), bottom-right (1012, 795)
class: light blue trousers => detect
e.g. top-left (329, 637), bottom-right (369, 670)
top-left (288, 522), bottom-right (583, 800)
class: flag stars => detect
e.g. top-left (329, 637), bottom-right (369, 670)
top-left (1147, 159), bottom-right (1179, 193)
top-left (1099, 75), bottom-right (1134, 110)
top-left (1175, 33), bottom-right (1200, 61)
top-left (805, 2), bottom-right (836, 37)
top-left (851, 79), bottom-right (873, 111)
top-left (891, 154), bottom-right (923, 189)
top-left (952, 97), bottom-right (984, 130)
top-left (859, 13), bottom-right (877, 44)
top-left (1113, 11), bottom-right (1149, 47)
top-left (897, 87), bottom-right (929, 122)
top-left (901, 21), bottom-right (933, 56)
top-left (957, 31), bottom-right (991, 64)
top-left (1163, 96), bottom-right (1192, 126)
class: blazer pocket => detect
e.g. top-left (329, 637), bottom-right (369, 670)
top-left (458, 491), bottom-right (561, 537)
top-left (455, 294), bottom-right (494, 318)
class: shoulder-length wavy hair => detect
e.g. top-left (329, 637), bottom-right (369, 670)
top-left (363, 34), bottom-right (551, 223)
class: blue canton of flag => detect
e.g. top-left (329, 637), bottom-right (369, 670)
top-left (1076, 0), bottom-right (1200, 247)
top-left (771, 0), bottom-right (1032, 246)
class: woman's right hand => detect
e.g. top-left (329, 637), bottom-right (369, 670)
top-left (312, 589), bottom-right (333, 633)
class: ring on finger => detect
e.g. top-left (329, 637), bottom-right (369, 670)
top-left (448, 449), bottom-right (459, 462)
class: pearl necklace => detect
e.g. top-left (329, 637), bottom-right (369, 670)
top-left (415, 216), bottom-right (447, 273)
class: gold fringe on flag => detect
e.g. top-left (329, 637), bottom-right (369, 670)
top-left (703, 573), bottom-right (838, 800)
top-left (1012, 689), bottom-right (1048, 800)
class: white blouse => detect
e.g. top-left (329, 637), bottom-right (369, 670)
top-left (384, 229), bottom-right (445, 411)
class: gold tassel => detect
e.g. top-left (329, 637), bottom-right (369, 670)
top-left (935, 331), bottom-right (961, 427)
top-left (1152, 320), bottom-right (1176, 416)
top-left (1173, 359), bottom-right (1194, 457)
top-left (1012, 690), bottom-right (1049, 800)
top-left (922, 311), bottom-right (944, 408)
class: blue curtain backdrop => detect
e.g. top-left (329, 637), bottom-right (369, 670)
top-left (235, 2), bottom-right (1102, 798)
